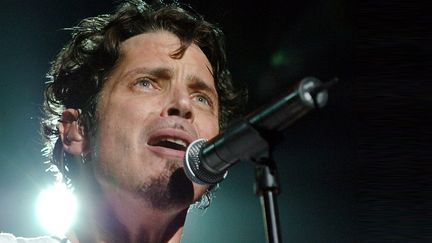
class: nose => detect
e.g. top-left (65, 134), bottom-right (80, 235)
top-left (161, 88), bottom-right (194, 121)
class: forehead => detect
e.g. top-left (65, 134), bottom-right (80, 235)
top-left (117, 31), bottom-right (213, 75)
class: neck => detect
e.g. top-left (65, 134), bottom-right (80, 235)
top-left (70, 176), bottom-right (189, 243)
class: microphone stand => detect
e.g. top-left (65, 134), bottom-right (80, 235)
top-left (254, 156), bottom-right (282, 243)
top-left (249, 77), bottom-right (337, 243)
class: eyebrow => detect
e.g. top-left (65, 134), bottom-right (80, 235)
top-left (123, 67), bottom-right (173, 80)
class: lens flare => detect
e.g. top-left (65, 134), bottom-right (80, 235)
top-left (36, 183), bottom-right (78, 237)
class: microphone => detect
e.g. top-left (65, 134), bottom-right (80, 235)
top-left (184, 77), bottom-right (337, 185)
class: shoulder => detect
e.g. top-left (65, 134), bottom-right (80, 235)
top-left (0, 233), bottom-right (61, 243)
top-left (0, 233), bottom-right (16, 243)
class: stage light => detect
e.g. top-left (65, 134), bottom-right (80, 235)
top-left (36, 182), bottom-right (78, 238)
top-left (271, 49), bottom-right (288, 67)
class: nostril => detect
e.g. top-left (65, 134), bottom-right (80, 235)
top-left (167, 107), bottom-right (180, 116)
top-left (163, 103), bottom-right (193, 119)
top-left (166, 107), bottom-right (192, 120)
top-left (183, 111), bottom-right (192, 120)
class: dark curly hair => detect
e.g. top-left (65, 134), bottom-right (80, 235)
top-left (41, 0), bottom-right (247, 194)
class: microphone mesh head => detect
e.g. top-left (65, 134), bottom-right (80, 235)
top-left (184, 139), bottom-right (227, 185)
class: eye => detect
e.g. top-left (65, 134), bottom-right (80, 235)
top-left (135, 78), bottom-right (157, 90)
top-left (193, 94), bottom-right (212, 107)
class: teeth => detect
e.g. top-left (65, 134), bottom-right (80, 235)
top-left (160, 138), bottom-right (187, 147)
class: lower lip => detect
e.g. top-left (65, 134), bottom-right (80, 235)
top-left (147, 145), bottom-right (186, 159)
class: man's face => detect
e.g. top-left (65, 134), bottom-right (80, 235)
top-left (93, 31), bottom-right (219, 209)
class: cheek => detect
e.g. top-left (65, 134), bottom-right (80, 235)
top-left (196, 114), bottom-right (219, 139)
top-left (95, 98), bottom-right (142, 158)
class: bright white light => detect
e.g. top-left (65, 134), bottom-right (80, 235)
top-left (36, 183), bottom-right (78, 237)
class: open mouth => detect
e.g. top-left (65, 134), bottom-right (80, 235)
top-left (148, 137), bottom-right (189, 152)
top-left (146, 127), bottom-right (195, 158)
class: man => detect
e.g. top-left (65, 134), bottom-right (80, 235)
top-left (1, 0), bottom-right (246, 242)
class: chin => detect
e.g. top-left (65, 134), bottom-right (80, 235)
top-left (131, 163), bottom-right (196, 210)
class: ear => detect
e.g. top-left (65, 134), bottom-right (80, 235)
top-left (58, 109), bottom-right (88, 155)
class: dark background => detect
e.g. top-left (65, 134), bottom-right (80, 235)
top-left (0, 0), bottom-right (357, 242)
